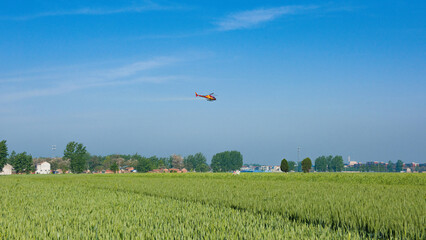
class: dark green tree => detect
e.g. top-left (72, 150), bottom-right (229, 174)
top-left (131, 153), bottom-right (143, 161)
top-left (63, 141), bottom-right (88, 174)
top-left (136, 157), bottom-right (153, 173)
top-left (331, 156), bottom-right (344, 172)
top-left (325, 155), bottom-right (333, 171)
top-left (288, 161), bottom-right (296, 171)
top-left (280, 158), bottom-right (289, 172)
top-left (315, 156), bottom-right (327, 172)
top-left (211, 151), bottom-right (243, 172)
top-left (149, 156), bottom-right (160, 169)
top-left (197, 163), bottom-right (210, 172)
top-left (110, 162), bottom-right (119, 173)
top-left (88, 155), bottom-right (104, 172)
top-left (301, 157), bottom-right (312, 173)
top-left (157, 157), bottom-right (168, 169)
top-left (185, 153), bottom-right (209, 172)
top-left (184, 154), bottom-right (195, 171)
top-left (195, 153), bottom-right (210, 172)
top-left (395, 160), bottom-right (404, 172)
top-left (0, 140), bottom-right (8, 170)
top-left (10, 151), bottom-right (33, 174)
top-left (229, 151), bottom-right (243, 171)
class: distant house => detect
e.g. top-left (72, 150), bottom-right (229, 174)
top-left (348, 161), bottom-right (358, 167)
top-left (104, 170), bottom-right (114, 174)
top-left (181, 168), bottom-right (188, 173)
top-left (271, 166), bottom-right (282, 172)
top-left (0, 164), bottom-right (13, 175)
top-left (150, 168), bottom-right (171, 173)
top-left (36, 162), bottom-right (51, 174)
top-left (54, 169), bottom-right (63, 174)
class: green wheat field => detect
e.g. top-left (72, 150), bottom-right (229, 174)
top-left (0, 173), bottom-right (424, 239)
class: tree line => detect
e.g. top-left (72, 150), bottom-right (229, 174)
top-left (0, 140), bottom-right (34, 173)
top-left (279, 155), bottom-right (415, 173)
top-left (0, 140), bottom-right (243, 174)
top-left (345, 160), bottom-right (408, 172)
top-left (280, 158), bottom-right (313, 173)
top-left (314, 155), bottom-right (344, 172)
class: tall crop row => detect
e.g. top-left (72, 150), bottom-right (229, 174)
top-left (0, 176), bottom-right (361, 239)
top-left (80, 173), bottom-right (425, 239)
top-left (0, 173), bottom-right (424, 239)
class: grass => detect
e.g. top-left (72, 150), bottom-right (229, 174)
top-left (0, 173), bottom-right (424, 239)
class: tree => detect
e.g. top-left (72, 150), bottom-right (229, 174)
top-left (301, 158), bottom-right (312, 173)
top-left (288, 161), bottom-right (296, 171)
top-left (63, 141), bottom-right (88, 174)
top-left (280, 158), bottom-right (289, 172)
top-left (10, 151), bottom-right (33, 174)
top-left (0, 140), bottom-right (8, 170)
top-left (136, 157), bottom-right (153, 173)
top-left (331, 156), bottom-right (344, 172)
top-left (315, 156), bottom-right (327, 172)
top-left (395, 160), bottom-right (404, 172)
top-left (229, 151), bottom-right (243, 171)
top-left (171, 154), bottom-right (184, 169)
top-left (184, 154), bottom-right (195, 171)
top-left (110, 162), bottom-right (119, 173)
top-left (185, 153), bottom-right (210, 172)
top-left (88, 155), bottom-right (104, 172)
top-left (196, 163), bottom-right (210, 172)
top-left (157, 157), bottom-right (168, 169)
top-left (194, 153), bottom-right (209, 172)
top-left (211, 151), bottom-right (243, 172)
top-left (58, 160), bottom-right (70, 173)
top-left (325, 155), bottom-right (333, 171)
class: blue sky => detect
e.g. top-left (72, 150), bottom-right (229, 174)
top-left (0, 0), bottom-right (425, 164)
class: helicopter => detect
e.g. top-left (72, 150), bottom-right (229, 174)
top-left (195, 92), bottom-right (216, 101)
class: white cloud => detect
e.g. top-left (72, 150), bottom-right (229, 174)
top-left (0, 57), bottom-right (186, 102)
top-left (1, 4), bottom-right (181, 21)
top-left (216, 6), bottom-right (316, 31)
top-left (105, 57), bottom-right (178, 79)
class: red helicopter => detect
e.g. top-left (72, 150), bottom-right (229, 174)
top-left (195, 92), bottom-right (216, 101)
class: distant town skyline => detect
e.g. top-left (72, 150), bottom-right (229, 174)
top-left (1, 0), bottom-right (425, 164)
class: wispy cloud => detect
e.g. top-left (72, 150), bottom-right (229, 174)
top-left (0, 57), bottom-right (186, 102)
top-left (1, 3), bottom-right (183, 21)
top-left (142, 97), bottom-right (201, 102)
top-left (216, 5), bottom-right (317, 31)
top-left (104, 57), bottom-right (178, 79)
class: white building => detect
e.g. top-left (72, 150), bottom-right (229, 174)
top-left (36, 162), bottom-right (51, 174)
top-left (0, 164), bottom-right (13, 175)
top-left (348, 161), bottom-right (358, 167)
top-left (260, 165), bottom-right (272, 172)
top-left (272, 166), bottom-right (282, 172)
